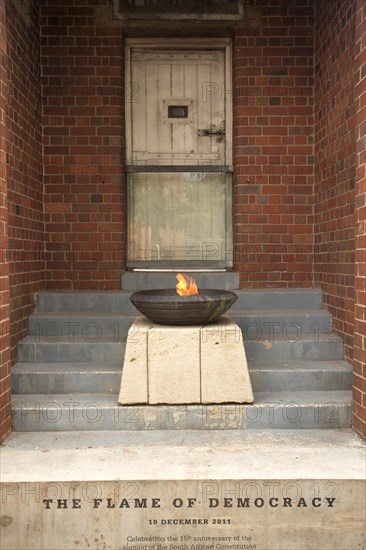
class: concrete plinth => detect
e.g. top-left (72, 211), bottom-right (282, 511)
top-left (1, 429), bottom-right (365, 550)
top-left (118, 316), bottom-right (253, 405)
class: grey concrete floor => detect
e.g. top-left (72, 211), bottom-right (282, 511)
top-left (1, 429), bottom-right (365, 482)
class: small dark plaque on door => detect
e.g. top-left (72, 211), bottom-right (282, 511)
top-left (168, 105), bottom-right (188, 118)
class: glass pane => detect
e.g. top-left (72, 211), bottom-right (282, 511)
top-left (127, 172), bottom-right (232, 264)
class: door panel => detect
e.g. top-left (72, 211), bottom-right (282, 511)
top-left (130, 50), bottom-right (226, 166)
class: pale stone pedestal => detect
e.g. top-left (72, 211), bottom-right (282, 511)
top-left (118, 316), bottom-right (254, 405)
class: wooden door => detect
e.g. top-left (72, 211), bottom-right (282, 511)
top-left (126, 40), bottom-right (233, 268)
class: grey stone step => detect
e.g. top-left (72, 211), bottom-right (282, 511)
top-left (121, 271), bottom-right (240, 290)
top-left (249, 360), bottom-right (352, 392)
top-left (3, 427), bottom-right (364, 455)
top-left (11, 360), bottom-right (352, 395)
top-left (244, 333), bottom-right (344, 361)
top-left (11, 363), bottom-right (122, 395)
top-left (36, 288), bottom-right (323, 313)
top-left (29, 312), bottom-right (136, 338)
top-left (17, 336), bottom-right (125, 364)
top-left (230, 288), bottom-right (323, 310)
top-left (37, 291), bottom-right (137, 313)
top-left (28, 308), bottom-right (332, 338)
top-left (230, 308), bottom-right (333, 335)
top-left (11, 390), bottom-right (352, 431)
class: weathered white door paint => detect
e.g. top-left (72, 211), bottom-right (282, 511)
top-left (126, 40), bottom-right (232, 267)
top-left (129, 49), bottom-right (227, 165)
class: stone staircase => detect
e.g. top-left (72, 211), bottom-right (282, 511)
top-left (11, 288), bottom-right (352, 431)
top-left (5, 287), bottom-right (363, 550)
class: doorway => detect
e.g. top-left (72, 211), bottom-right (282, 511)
top-left (125, 39), bottom-right (233, 269)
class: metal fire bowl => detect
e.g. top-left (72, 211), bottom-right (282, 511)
top-left (129, 289), bottom-right (238, 326)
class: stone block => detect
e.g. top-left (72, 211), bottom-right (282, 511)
top-left (118, 317), bottom-right (153, 404)
top-left (201, 316), bottom-right (254, 403)
top-left (118, 317), bottom-right (253, 406)
top-left (148, 324), bottom-right (201, 404)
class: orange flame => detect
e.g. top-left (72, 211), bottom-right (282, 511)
top-left (176, 273), bottom-right (199, 296)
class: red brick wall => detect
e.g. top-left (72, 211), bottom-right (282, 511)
top-left (0, 0), bottom-right (44, 441)
top-left (0, 0), bottom-right (11, 442)
top-left (353, 0), bottom-right (366, 439)
top-left (0, 0), bottom-right (364, 441)
top-left (41, 0), bottom-right (314, 289)
top-left (314, 0), bottom-right (357, 361)
top-left (233, 0), bottom-right (314, 287)
top-left (41, 0), bottom-right (125, 290)
top-left (6, 0), bottom-right (44, 365)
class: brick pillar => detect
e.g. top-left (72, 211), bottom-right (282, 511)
top-left (353, 0), bottom-right (366, 439)
top-left (0, 0), bottom-right (11, 441)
